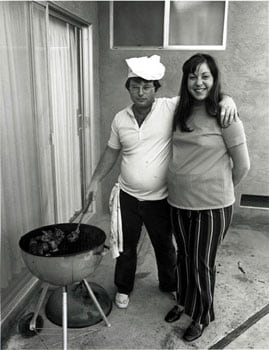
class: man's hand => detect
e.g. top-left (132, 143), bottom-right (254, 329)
top-left (86, 180), bottom-right (98, 203)
top-left (84, 146), bottom-right (120, 207)
top-left (219, 95), bottom-right (239, 128)
top-left (81, 191), bottom-right (95, 214)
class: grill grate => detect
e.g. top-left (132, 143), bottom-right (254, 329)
top-left (19, 223), bottom-right (106, 257)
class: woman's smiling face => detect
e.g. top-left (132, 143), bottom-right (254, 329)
top-left (187, 62), bottom-right (214, 101)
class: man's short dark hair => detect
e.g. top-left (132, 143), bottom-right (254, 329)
top-left (125, 77), bottom-right (161, 92)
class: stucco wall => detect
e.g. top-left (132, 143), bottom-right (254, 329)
top-left (97, 1), bottom-right (269, 224)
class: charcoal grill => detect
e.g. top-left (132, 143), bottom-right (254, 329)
top-left (18, 223), bottom-right (111, 350)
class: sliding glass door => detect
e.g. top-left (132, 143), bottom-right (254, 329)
top-left (1, 1), bottom-right (43, 298)
top-left (31, 3), bottom-right (86, 222)
top-left (1, 1), bottom-right (91, 318)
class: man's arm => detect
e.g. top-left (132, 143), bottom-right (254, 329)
top-left (173, 94), bottom-right (238, 127)
top-left (87, 145), bottom-right (121, 200)
top-left (219, 94), bottom-right (239, 127)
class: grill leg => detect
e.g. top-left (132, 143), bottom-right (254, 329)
top-left (82, 279), bottom-right (111, 327)
top-left (29, 283), bottom-right (49, 331)
top-left (62, 286), bottom-right (68, 350)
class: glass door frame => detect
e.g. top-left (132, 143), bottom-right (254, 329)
top-left (30, 1), bottom-right (93, 223)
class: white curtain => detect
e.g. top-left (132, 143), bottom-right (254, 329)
top-left (31, 3), bottom-right (55, 224)
top-left (0, 2), bottom-right (43, 289)
top-left (0, 2), bottom-right (83, 294)
top-left (49, 16), bottom-right (82, 222)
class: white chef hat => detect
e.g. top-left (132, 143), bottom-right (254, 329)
top-left (125, 55), bottom-right (165, 81)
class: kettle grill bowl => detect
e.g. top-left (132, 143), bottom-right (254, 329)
top-left (19, 223), bottom-right (106, 286)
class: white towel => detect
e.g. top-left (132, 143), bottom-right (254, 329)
top-left (109, 183), bottom-right (123, 259)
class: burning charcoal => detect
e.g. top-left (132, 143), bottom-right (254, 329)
top-left (55, 228), bottom-right (65, 240)
top-left (55, 238), bottom-right (63, 245)
top-left (29, 238), bottom-right (37, 245)
top-left (41, 231), bottom-right (52, 242)
top-left (49, 240), bottom-right (59, 252)
top-left (67, 231), bottom-right (79, 243)
top-left (29, 240), bottom-right (38, 254)
top-left (42, 242), bottom-right (50, 253)
top-left (37, 243), bottom-right (44, 256)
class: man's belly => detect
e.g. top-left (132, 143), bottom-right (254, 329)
top-left (119, 157), bottom-right (170, 199)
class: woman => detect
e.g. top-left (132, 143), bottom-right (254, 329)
top-left (165, 54), bottom-right (250, 342)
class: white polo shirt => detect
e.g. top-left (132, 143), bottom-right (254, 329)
top-left (108, 97), bottom-right (179, 200)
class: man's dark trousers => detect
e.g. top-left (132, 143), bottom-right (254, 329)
top-left (115, 190), bottom-right (177, 294)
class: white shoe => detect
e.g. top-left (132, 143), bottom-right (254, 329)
top-left (115, 292), bottom-right (129, 309)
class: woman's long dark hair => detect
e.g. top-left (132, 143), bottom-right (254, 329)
top-left (173, 54), bottom-right (221, 132)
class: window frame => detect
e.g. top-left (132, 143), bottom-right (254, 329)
top-left (110, 0), bottom-right (229, 50)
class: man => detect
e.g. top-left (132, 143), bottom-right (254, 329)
top-left (87, 55), bottom-right (237, 310)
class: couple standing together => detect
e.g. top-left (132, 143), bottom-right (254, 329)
top-left (87, 54), bottom-right (250, 342)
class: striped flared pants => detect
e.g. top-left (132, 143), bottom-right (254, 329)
top-left (171, 205), bottom-right (233, 326)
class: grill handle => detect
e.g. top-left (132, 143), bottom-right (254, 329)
top-left (78, 192), bottom-right (94, 225)
top-left (69, 192), bottom-right (94, 224)
top-left (94, 244), bottom-right (110, 256)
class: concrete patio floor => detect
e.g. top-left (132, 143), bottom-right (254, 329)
top-left (2, 215), bottom-right (269, 350)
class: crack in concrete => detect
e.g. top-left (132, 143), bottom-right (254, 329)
top-left (209, 303), bottom-right (269, 349)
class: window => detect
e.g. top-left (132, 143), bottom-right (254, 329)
top-left (110, 0), bottom-right (228, 50)
top-left (112, 1), bottom-right (164, 47)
